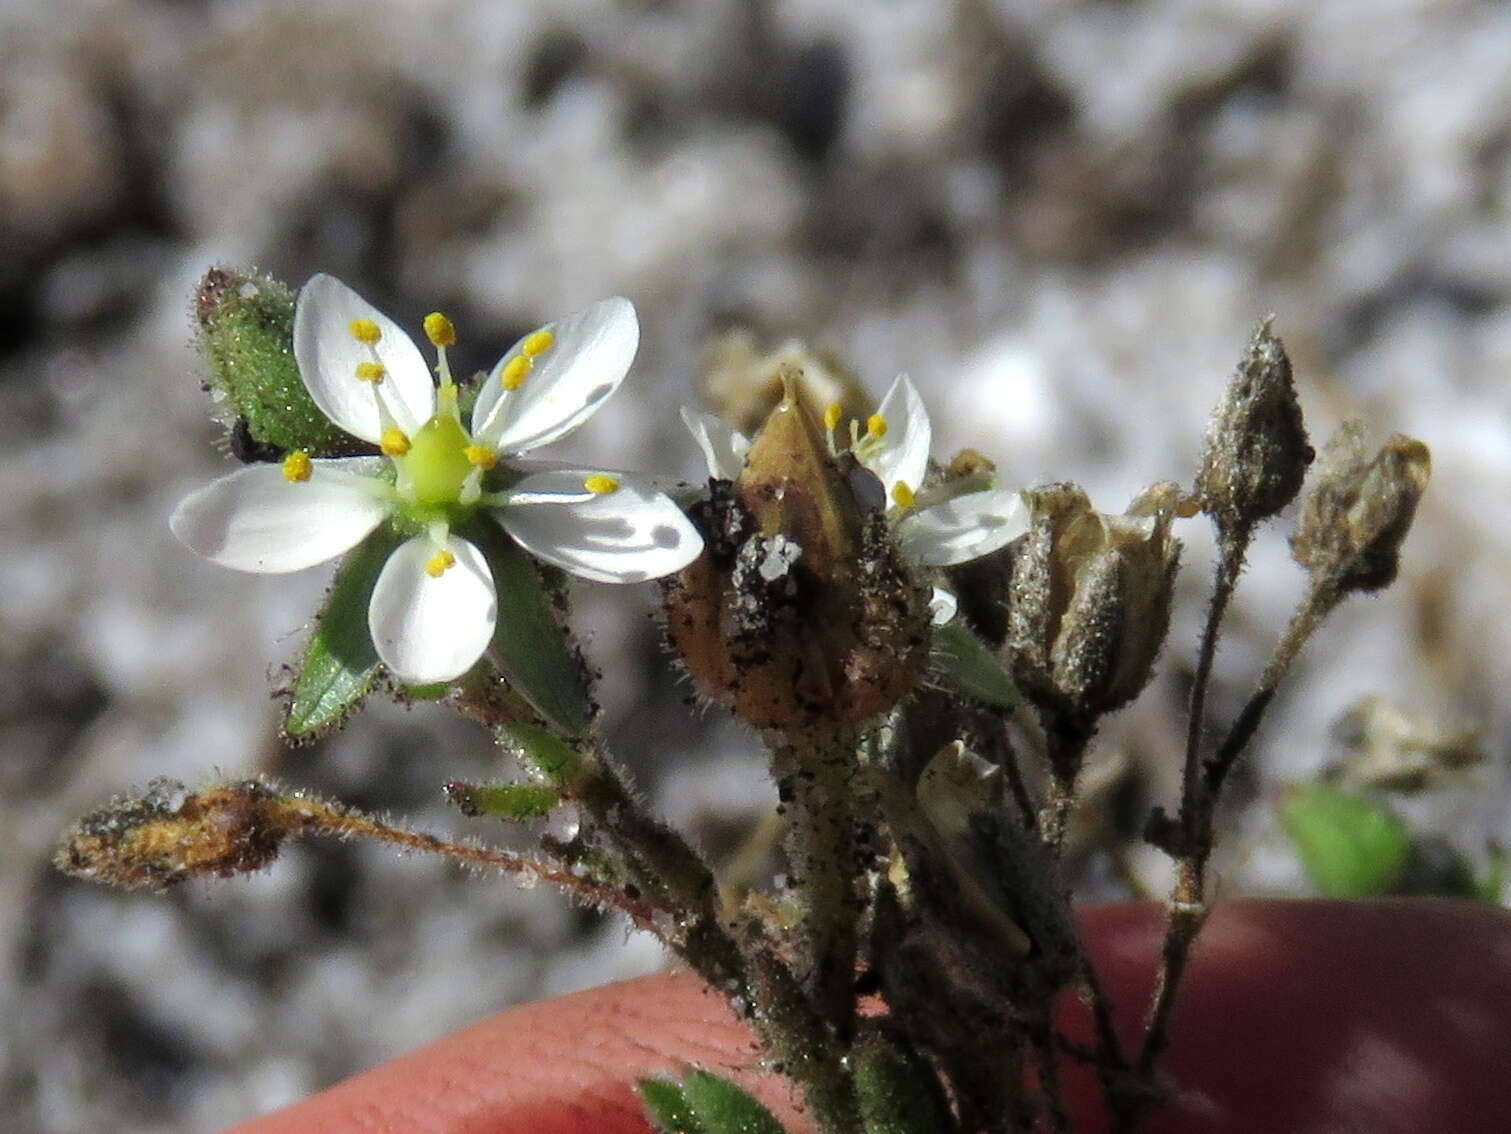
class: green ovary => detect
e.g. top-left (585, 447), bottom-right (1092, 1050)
top-left (403, 413), bottom-right (475, 506)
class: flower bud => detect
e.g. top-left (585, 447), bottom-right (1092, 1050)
top-left (195, 266), bottom-right (368, 460)
top-left (663, 373), bottom-right (930, 730)
top-left (1195, 318), bottom-right (1313, 540)
top-left (1291, 423), bottom-right (1430, 594)
top-left (1005, 483), bottom-right (1181, 721)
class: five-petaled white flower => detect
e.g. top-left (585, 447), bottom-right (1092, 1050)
top-left (172, 274), bottom-right (702, 684)
top-left (681, 373), bottom-right (1027, 573)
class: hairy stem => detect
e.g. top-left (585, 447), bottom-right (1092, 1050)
top-left (773, 725), bottom-right (865, 1040)
top-left (1136, 577), bottom-right (1342, 1102)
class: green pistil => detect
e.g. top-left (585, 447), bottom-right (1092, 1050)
top-left (403, 413), bottom-right (475, 506)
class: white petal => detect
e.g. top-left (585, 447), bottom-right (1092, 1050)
top-left (680, 406), bottom-right (750, 481)
top-left (492, 469), bottom-right (703, 584)
top-left (293, 273), bottom-right (436, 442)
top-left (170, 459), bottom-right (391, 573)
top-left (367, 536), bottom-right (496, 684)
top-left (867, 374), bottom-right (931, 498)
top-left (473, 297), bottom-right (639, 454)
top-left (928, 587), bottom-right (959, 626)
top-left (898, 488), bottom-right (1028, 567)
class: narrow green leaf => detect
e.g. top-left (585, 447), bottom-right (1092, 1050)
top-left (854, 1033), bottom-right (954, 1134)
top-left (285, 532), bottom-right (397, 738)
top-left (681, 1070), bottom-right (789, 1134)
top-left (477, 528), bottom-right (592, 736)
top-left (444, 781), bottom-right (561, 821)
top-left (638, 1078), bottom-right (706, 1134)
top-left (1278, 783), bottom-right (1412, 898)
top-left (496, 722), bottom-right (589, 792)
top-left (932, 622), bottom-right (1019, 711)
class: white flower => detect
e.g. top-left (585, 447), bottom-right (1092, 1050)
top-left (680, 373), bottom-right (1026, 571)
top-left (173, 274), bottom-right (702, 684)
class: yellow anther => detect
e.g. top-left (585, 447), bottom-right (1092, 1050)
top-left (282, 451), bottom-right (313, 483)
top-left (348, 318), bottom-right (381, 345)
top-left (583, 474), bottom-right (619, 495)
top-left (380, 427), bottom-right (411, 456)
top-left (521, 329), bottom-right (555, 357)
top-left (891, 480), bottom-right (916, 509)
top-left (500, 355), bottom-right (531, 390)
top-left (424, 549), bottom-right (456, 578)
top-left (823, 403), bottom-right (843, 431)
top-left (464, 444), bottom-right (497, 469)
top-left (355, 361), bottom-right (386, 383)
top-left (866, 413), bottom-right (888, 440)
top-left (424, 312), bottom-right (456, 347)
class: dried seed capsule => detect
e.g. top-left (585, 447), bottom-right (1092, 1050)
top-left (1195, 318), bottom-right (1313, 540)
top-left (1006, 483), bottom-right (1181, 721)
top-left (55, 779), bottom-right (314, 891)
top-left (1291, 423), bottom-right (1431, 594)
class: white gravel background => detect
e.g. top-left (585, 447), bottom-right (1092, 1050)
top-left (1, 1), bottom-right (1507, 1130)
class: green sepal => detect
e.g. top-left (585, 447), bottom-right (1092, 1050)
top-left (474, 525), bottom-right (593, 736)
top-left (638, 1078), bottom-right (706, 1134)
top-left (680, 1071), bottom-right (789, 1134)
top-left (445, 781), bottom-right (561, 821)
top-left (854, 1033), bottom-right (954, 1134)
top-left (284, 530), bottom-right (398, 739)
top-left (194, 267), bottom-right (359, 458)
top-left (496, 722), bottom-right (589, 792)
top-left (403, 682), bottom-right (450, 701)
top-left (1279, 783), bottom-right (1412, 898)
top-left (932, 622), bottom-right (1019, 710)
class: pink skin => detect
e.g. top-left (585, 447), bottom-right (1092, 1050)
top-left (230, 900), bottom-right (1511, 1134)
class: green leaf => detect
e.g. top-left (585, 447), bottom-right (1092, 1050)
top-left (854, 1033), bottom-right (954, 1134)
top-left (496, 722), bottom-right (589, 792)
top-left (638, 1078), bottom-right (706, 1134)
top-left (1477, 844), bottom-right (1506, 905)
top-left (285, 531), bottom-right (398, 739)
top-left (444, 781), bottom-right (561, 821)
top-left (932, 622), bottom-right (1019, 711)
top-left (1278, 783), bottom-right (1412, 898)
top-left (194, 268), bottom-right (358, 457)
top-left (681, 1071), bottom-right (789, 1134)
top-left (477, 527), bottom-right (592, 736)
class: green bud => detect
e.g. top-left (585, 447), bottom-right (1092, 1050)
top-left (931, 619), bottom-right (1019, 710)
top-left (496, 722), bottom-right (590, 792)
top-left (444, 781), bottom-right (561, 820)
top-left (194, 267), bottom-right (365, 459)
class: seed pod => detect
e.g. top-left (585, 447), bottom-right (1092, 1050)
top-left (55, 779), bottom-right (315, 891)
top-left (1195, 318), bottom-right (1313, 540)
top-left (663, 372), bottom-right (931, 730)
top-left (1291, 423), bottom-right (1431, 594)
top-left (1005, 483), bottom-right (1181, 721)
